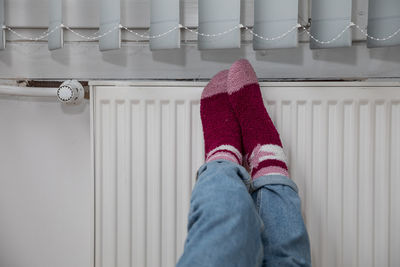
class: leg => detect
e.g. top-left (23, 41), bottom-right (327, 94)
top-left (177, 160), bottom-right (264, 267)
top-left (251, 175), bottom-right (311, 267)
top-left (226, 59), bottom-right (311, 266)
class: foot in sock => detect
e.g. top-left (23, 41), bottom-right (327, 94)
top-left (227, 59), bottom-right (289, 179)
top-left (200, 70), bottom-right (243, 165)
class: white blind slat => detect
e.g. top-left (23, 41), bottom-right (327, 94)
top-left (310, 0), bottom-right (352, 49)
top-left (150, 0), bottom-right (180, 50)
top-left (253, 0), bottom-right (298, 50)
top-left (99, 0), bottom-right (120, 51)
top-left (367, 0), bottom-right (400, 48)
top-left (198, 0), bottom-right (241, 50)
top-left (48, 0), bottom-right (63, 50)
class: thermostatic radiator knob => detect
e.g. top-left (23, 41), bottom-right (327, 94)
top-left (57, 80), bottom-right (84, 105)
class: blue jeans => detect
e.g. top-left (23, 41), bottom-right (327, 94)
top-left (177, 160), bottom-right (311, 267)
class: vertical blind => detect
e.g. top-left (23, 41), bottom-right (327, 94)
top-left (1, 1), bottom-right (400, 51)
top-left (310, 0), bottom-right (352, 49)
top-left (198, 0), bottom-right (241, 50)
top-left (48, 0), bottom-right (63, 50)
top-left (0, 0), bottom-right (4, 50)
top-left (367, 0), bottom-right (400, 48)
top-left (150, 0), bottom-right (180, 50)
top-left (253, 0), bottom-right (298, 50)
top-left (99, 0), bottom-right (121, 51)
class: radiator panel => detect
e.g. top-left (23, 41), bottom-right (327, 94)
top-left (93, 83), bottom-right (400, 267)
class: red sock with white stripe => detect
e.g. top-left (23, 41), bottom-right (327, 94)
top-left (201, 70), bottom-right (243, 165)
top-left (227, 59), bottom-right (289, 179)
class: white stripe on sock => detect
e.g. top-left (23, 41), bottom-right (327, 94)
top-left (248, 144), bottom-right (288, 165)
top-left (207, 144), bottom-right (242, 162)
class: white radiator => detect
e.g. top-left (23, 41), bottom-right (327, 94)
top-left (91, 81), bottom-right (400, 267)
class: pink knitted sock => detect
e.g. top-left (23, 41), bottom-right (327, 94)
top-left (227, 59), bottom-right (289, 179)
top-left (201, 70), bottom-right (243, 165)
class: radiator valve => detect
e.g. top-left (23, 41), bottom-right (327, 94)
top-left (57, 80), bottom-right (84, 105)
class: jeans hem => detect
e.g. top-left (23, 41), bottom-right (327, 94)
top-left (197, 160), bottom-right (298, 194)
top-left (250, 174), bottom-right (299, 193)
top-left (197, 159), bottom-right (252, 190)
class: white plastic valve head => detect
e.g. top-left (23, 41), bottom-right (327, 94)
top-left (57, 80), bottom-right (84, 105)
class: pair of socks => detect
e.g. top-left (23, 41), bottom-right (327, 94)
top-left (200, 59), bottom-right (289, 180)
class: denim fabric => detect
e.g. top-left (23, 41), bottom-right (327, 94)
top-left (177, 160), bottom-right (311, 267)
top-left (251, 175), bottom-right (311, 267)
top-left (177, 160), bottom-right (264, 267)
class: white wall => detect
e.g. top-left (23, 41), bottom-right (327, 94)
top-left (2, 0), bottom-right (400, 80)
top-left (0, 95), bottom-right (92, 267)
